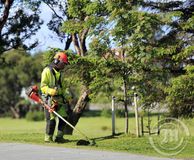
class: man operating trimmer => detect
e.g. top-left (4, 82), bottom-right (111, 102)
top-left (41, 51), bottom-right (72, 143)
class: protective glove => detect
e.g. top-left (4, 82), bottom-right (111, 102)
top-left (49, 100), bottom-right (58, 113)
top-left (47, 88), bottom-right (57, 96)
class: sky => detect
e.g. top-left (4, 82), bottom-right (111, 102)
top-left (1, 2), bottom-right (70, 54)
top-left (27, 3), bottom-right (66, 54)
top-left (11, 0), bottom-right (189, 54)
top-left (25, 2), bottom-right (95, 54)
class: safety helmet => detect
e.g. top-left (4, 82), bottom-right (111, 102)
top-left (54, 52), bottom-right (69, 64)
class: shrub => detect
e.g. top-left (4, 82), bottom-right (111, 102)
top-left (101, 108), bottom-right (112, 117)
top-left (101, 108), bottom-right (125, 118)
top-left (26, 111), bottom-right (44, 121)
top-left (15, 99), bottom-right (30, 118)
top-left (166, 66), bottom-right (194, 118)
top-left (115, 109), bottom-right (125, 118)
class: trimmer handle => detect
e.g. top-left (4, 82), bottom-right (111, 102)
top-left (26, 85), bottom-right (42, 103)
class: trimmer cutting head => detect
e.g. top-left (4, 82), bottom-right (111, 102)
top-left (76, 139), bottom-right (96, 146)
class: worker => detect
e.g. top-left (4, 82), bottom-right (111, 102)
top-left (40, 51), bottom-right (72, 143)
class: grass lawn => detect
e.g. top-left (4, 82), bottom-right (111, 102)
top-left (0, 115), bottom-right (194, 159)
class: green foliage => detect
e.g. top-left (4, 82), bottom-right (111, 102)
top-left (61, 20), bottom-right (84, 34)
top-left (166, 66), bottom-right (194, 117)
top-left (182, 15), bottom-right (194, 30)
top-left (1, 0), bottom-right (194, 119)
top-left (67, 0), bottom-right (105, 18)
top-left (102, 0), bottom-right (194, 116)
top-left (89, 36), bottom-right (111, 57)
top-left (0, 1), bottom-right (43, 52)
top-left (0, 48), bottom-right (42, 115)
top-left (115, 109), bottom-right (125, 118)
top-left (100, 108), bottom-right (112, 118)
top-left (15, 99), bottom-right (30, 118)
top-left (42, 49), bottom-right (58, 67)
top-left (60, 0), bottom-right (107, 44)
top-left (25, 111), bottom-right (44, 121)
top-left (100, 108), bottom-right (125, 118)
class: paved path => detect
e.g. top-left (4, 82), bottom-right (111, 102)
top-left (0, 143), bottom-right (178, 160)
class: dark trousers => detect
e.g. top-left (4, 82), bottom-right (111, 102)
top-left (45, 109), bottom-right (67, 136)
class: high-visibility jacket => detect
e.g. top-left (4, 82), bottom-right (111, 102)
top-left (41, 67), bottom-right (60, 94)
top-left (40, 66), bottom-right (71, 117)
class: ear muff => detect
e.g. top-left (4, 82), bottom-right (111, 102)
top-left (54, 58), bottom-right (60, 64)
top-left (53, 55), bottom-right (60, 64)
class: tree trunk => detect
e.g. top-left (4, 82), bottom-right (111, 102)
top-left (66, 19), bottom-right (89, 134)
top-left (10, 106), bottom-right (20, 119)
top-left (65, 35), bottom-right (72, 50)
top-left (79, 28), bottom-right (89, 56)
top-left (64, 87), bottom-right (90, 134)
top-left (121, 47), bottom-right (129, 134)
top-left (123, 77), bottom-right (129, 134)
top-left (0, 0), bottom-right (14, 35)
top-left (72, 33), bottom-right (81, 55)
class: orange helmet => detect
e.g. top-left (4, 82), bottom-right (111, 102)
top-left (54, 52), bottom-right (69, 64)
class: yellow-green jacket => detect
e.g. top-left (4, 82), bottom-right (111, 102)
top-left (41, 66), bottom-right (61, 95)
top-left (40, 66), bottom-right (71, 117)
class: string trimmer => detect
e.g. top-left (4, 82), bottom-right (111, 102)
top-left (26, 85), bottom-right (95, 146)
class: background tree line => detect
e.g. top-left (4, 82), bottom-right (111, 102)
top-left (0, 0), bottom-right (194, 133)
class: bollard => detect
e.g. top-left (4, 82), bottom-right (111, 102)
top-left (112, 96), bottom-right (116, 136)
top-left (134, 93), bottom-right (140, 137)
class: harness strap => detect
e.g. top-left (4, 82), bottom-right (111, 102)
top-left (49, 65), bottom-right (62, 88)
top-left (48, 65), bottom-right (69, 106)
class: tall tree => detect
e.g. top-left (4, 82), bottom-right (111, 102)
top-left (59, 0), bottom-right (108, 134)
top-left (102, 0), bottom-right (165, 133)
top-left (61, 0), bottom-right (107, 55)
top-left (138, 0), bottom-right (194, 116)
top-left (0, 0), bottom-right (43, 53)
top-left (0, 48), bottom-right (43, 117)
top-left (40, 0), bottom-right (72, 50)
top-left (16, 0), bottom-right (108, 133)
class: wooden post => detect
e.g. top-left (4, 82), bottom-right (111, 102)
top-left (112, 96), bottom-right (116, 136)
top-left (157, 113), bottom-right (160, 135)
top-left (123, 79), bottom-right (129, 134)
top-left (134, 93), bottom-right (140, 137)
top-left (148, 108), bottom-right (151, 135)
top-left (141, 116), bottom-right (144, 136)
